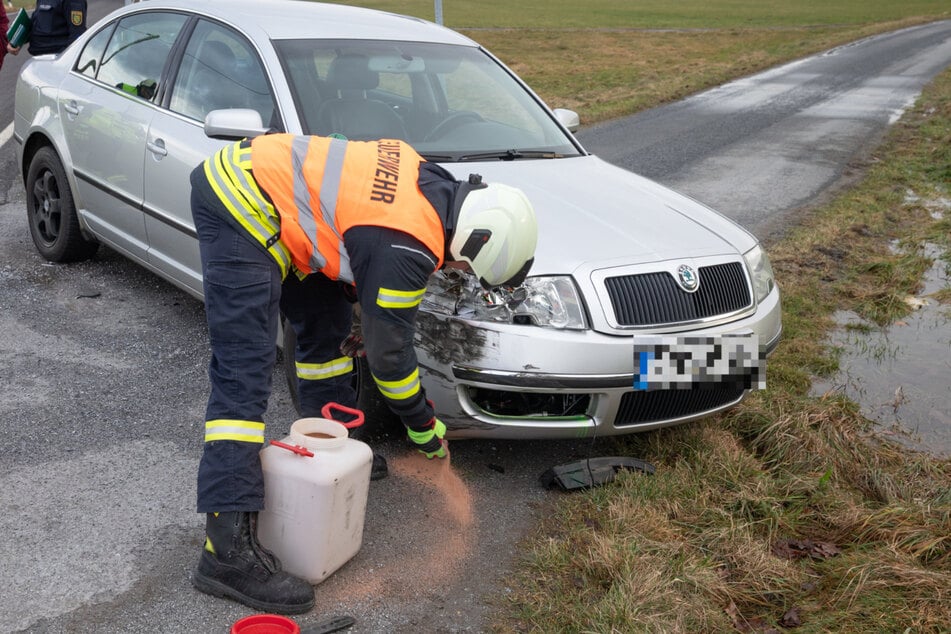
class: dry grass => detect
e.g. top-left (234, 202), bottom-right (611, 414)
top-left (492, 66), bottom-right (951, 634)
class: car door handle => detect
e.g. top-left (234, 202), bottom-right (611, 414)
top-left (63, 100), bottom-right (82, 119)
top-left (147, 138), bottom-right (168, 159)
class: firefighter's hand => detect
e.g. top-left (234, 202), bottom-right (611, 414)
top-left (408, 418), bottom-right (448, 459)
top-left (340, 303), bottom-right (365, 358)
top-left (339, 323), bottom-right (365, 358)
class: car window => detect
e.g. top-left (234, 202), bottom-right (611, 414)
top-left (274, 39), bottom-right (580, 156)
top-left (94, 13), bottom-right (187, 101)
top-left (75, 22), bottom-right (116, 79)
top-left (168, 20), bottom-right (277, 128)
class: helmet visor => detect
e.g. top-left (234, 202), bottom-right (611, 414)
top-left (480, 257), bottom-right (534, 290)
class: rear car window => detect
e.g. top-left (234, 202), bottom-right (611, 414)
top-left (88, 12), bottom-right (188, 101)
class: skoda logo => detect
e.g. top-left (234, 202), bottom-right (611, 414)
top-left (676, 264), bottom-right (699, 292)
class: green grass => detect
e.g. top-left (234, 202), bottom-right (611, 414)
top-left (332, 0), bottom-right (951, 29)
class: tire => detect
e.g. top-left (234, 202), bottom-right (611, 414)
top-left (281, 317), bottom-right (303, 415)
top-left (25, 146), bottom-right (99, 262)
top-left (281, 316), bottom-right (399, 438)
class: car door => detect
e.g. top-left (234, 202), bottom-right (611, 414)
top-left (144, 19), bottom-right (280, 297)
top-left (58, 12), bottom-right (188, 264)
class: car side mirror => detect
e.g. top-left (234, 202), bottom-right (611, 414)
top-left (553, 108), bottom-right (580, 133)
top-left (204, 109), bottom-right (269, 140)
top-left (553, 108), bottom-right (581, 133)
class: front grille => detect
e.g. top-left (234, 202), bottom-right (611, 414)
top-left (605, 262), bottom-right (751, 326)
top-left (614, 386), bottom-right (745, 427)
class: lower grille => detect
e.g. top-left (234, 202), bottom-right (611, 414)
top-left (605, 261), bottom-right (751, 326)
top-left (467, 387), bottom-right (590, 418)
top-left (614, 386), bottom-right (745, 427)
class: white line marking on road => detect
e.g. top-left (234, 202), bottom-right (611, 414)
top-left (0, 122), bottom-right (13, 149)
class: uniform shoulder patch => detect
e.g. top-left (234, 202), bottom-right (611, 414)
top-left (71, 10), bottom-right (84, 26)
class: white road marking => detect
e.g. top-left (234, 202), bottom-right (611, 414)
top-left (0, 121), bottom-right (13, 149)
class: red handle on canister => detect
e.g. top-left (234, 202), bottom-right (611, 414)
top-left (320, 402), bottom-right (365, 429)
top-left (269, 440), bottom-right (315, 457)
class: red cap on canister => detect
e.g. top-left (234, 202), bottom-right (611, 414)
top-left (230, 614), bottom-right (301, 634)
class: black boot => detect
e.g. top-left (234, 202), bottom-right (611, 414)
top-left (192, 511), bottom-right (315, 614)
top-left (348, 424), bottom-right (387, 481)
top-left (370, 452), bottom-right (388, 481)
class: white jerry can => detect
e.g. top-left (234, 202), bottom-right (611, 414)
top-left (257, 403), bottom-right (373, 584)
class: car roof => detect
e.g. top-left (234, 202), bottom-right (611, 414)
top-left (119, 0), bottom-right (477, 46)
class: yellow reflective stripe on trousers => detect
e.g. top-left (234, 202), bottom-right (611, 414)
top-left (204, 419), bottom-right (266, 443)
top-left (373, 368), bottom-right (421, 401)
top-left (296, 356), bottom-right (354, 381)
top-left (376, 287), bottom-right (426, 309)
top-left (289, 136), bottom-right (354, 283)
top-left (204, 143), bottom-right (291, 276)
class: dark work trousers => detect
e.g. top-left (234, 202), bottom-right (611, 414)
top-left (192, 180), bottom-right (280, 513)
top-left (191, 174), bottom-right (353, 513)
top-left (280, 273), bottom-right (356, 419)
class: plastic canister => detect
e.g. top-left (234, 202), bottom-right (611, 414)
top-left (257, 404), bottom-right (373, 584)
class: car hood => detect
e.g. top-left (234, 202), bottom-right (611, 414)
top-left (441, 155), bottom-right (759, 277)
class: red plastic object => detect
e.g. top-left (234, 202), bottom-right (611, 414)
top-left (269, 440), bottom-right (315, 457)
top-left (230, 614), bottom-right (301, 634)
top-left (320, 402), bottom-right (365, 429)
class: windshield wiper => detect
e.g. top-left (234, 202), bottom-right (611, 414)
top-left (418, 153), bottom-right (458, 162)
top-left (419, 149), bottom-right (567, 163)
top-left (457, 149), bottom-right (564, 162)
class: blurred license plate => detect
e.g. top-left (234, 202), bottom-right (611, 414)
top-left (633, 334), bottom-right (765, 391)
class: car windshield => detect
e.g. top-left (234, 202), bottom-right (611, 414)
top-left (273, 39), bottom-right (582, 161)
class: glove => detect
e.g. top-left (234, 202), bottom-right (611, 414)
top-left (339, 331), bottom-right (365, 358)
top-left (339, 304), bottom-right (365, 358)
top-left (407, 417), bottom-right (447, 459)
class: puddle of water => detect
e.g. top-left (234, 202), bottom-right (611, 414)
top-left (811, 243), bottom-right (951, 457)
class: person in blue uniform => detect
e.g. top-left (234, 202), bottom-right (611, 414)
top-left (28, 0), bottom-right (86, 55)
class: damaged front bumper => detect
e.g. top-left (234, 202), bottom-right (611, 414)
top-left (414, 268), bottom-right (782, 440)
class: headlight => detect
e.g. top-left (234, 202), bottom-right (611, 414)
top-left (512, 276), bottom-right (587, 329)
top-left (744, 244), bottom-right (776, 303)
top-left (424, 272), bottom-right (587, 330)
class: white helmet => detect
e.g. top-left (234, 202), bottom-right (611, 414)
top-left (449, 176), bottom-right (538, 289)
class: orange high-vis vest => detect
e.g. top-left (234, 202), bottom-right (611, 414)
top-left (248, 135), bottom-right (446, 282)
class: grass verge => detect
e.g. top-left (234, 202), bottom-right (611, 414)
top-left (491, 68), bottom-right (951, 633)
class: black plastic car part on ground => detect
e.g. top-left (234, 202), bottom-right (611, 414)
top-left (540, 456), bottom-right (656, 491)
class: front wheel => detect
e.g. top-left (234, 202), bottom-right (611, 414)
top-left (25, 146), bottom-right (99, 262)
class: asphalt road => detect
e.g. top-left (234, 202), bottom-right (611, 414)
top-left (1, 8), bottom-right (950, 633)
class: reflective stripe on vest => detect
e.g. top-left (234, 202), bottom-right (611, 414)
top-left (250, 135), bottom-right (446, 282)
top-left (289, 135), bottom-right (352, 280)
top-left (204, 419), bottom-right (266, 444)
top-left (203, 142), bottom-right (292, 276)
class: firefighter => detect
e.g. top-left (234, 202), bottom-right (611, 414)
top-left (189, 134), bottom-right (537, 613)
top-left (27, 0), bottom-right (87, 55)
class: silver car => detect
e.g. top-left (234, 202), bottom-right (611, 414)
top-left (14, 0), bottom-right (781, 440)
